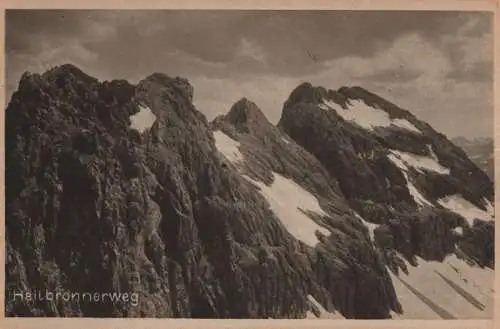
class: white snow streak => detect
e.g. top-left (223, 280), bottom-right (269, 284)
top-left (306, 295), bottom-right (344, 319)
top-left (321, 99), bottom-right (421, 133)
top-left (213, 131), bottom-right (244, 164)
top-left (387, 151), bottom-right (434, 207)
top-left (387, 147), bottom-right (451, 207)
top-left (244, 173), bottom-right (330, 247)
top-left (318, 103), bottom-right (330, 111)
top-left (407, 182), bottom-right (433, 207)
top-left (390, 148), bottom-right (450, 175)
top-left (453, 227), bottom-right (464, 236)
top-left (130, 104), bottom-right (156, 133)
top-left (438, 195), bottom-right (493, 225)
top-left (355, 213), bottom-right (379, 241)
top-left (484, 199), bottom-right (495, 217)
top-left (392, 118), bottom-right (422, 133)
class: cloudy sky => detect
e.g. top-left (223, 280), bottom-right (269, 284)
top-left (6, 10), bottom-right (493, 138)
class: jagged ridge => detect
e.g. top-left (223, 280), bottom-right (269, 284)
top-left (5, 65), bottom-right (398, 318)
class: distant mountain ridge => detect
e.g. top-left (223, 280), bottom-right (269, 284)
top-left (4, 65), bottom-right (494, 319)
top-left (451, 136), bottom-right (493, 179)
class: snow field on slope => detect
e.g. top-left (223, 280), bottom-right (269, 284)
top-left (437, 195), bottom-right (494, 225)
top-left (387, 151), bottom-right (434, 207)
top-left (321, 99), bottom-right (421, 134)
top-left (388, 147), bottom-right (494, 225)
top-left (213, 130), bottom-right (245, 163)
top-left (390, 254), bottom-right (493, 319)
top-left (389, 271), bottom-right (442, 319)
top-left (390, 147), bottom-right (450, 175)
top-left (244, 173), bottom-right (330, 247)
top-left (130, 104), bottom-right (156, 133)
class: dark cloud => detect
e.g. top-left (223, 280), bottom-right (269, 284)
top-left (7, 10), bottom-right (491, 77)
top-left (5, 10), bottom-right (493, 138)
top-left (6, 10), bottom-right (97, 53)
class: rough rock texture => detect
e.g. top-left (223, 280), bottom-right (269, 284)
top-left (211, 98), bottom-right (400, 318)
top-left (5, 65), bottom-right (398, 318)
top-left (278, 83), bottom-right (494, 270)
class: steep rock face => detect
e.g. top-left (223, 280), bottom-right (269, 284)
top-left (210, 99), bottom-right (400, 319)
top-left (278, 83), bottom-right (495, 316)
top-left (5, 65), bottom-right (398, 318)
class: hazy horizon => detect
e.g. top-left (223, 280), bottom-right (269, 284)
top-left (5, 10), bottom-right (494, 139)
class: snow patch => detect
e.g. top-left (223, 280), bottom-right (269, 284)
top-left (318, 103), bottom-right (330, 111)
top-left (438, 195), bottom-right (494, 225)
top-left (355, 213), bottom-right (379, 241)
top-left (387, 151), bottom-right (433, 207)
top-left (130, 104), bottom-right (156, 133)
top-left (321, 99), bottom-right (421, 133)
top-left (213, 131), bottom-right (244, 164)
top-left (407, 182), bottom-right (433, 207)
top-left (390, 148), bottom-right (450, 175)
top-left (244, 173), bottom-right (330, 247)
top-left (392, 118), bottom-right (422, 133)
top-left (390, 255), bottom-right (493, 319)
top-left (305, 311), bottom-right (317, 319)
top-left (484, 199), bottom-right (495, 217)
top-left (306, 295), bottom-right (344, 319)
top-left (387, 147), bottom-right (451, 207)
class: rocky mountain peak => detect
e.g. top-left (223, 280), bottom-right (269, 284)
top-left (45, 63), bottom-right (97, 80)
top-left (139, 73), bottom-right (194, 102)
top-left (214, 97), bottom-right (271, 134)
top-left (283, 82), bottom-right (328, 110)
top-left (279, 81), bottom-right (494, 271)
top-left (228, 97), bottom-right (267, 122)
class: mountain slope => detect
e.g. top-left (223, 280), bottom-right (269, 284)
top-left (6, 65), bottom-right (398, 318)
top-left (4, 66), bottom-right (494, 319)
top-left (452, 137), bottom-right (493, 179)
top-left (210, 98), bottom-right (400, 318)
top-left (278, 82), bottom-right (495, 318)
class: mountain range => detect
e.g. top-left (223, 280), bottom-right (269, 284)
top-left (5, 64), bottom-right (494, 319)
top-left (452, 137), bottom-right (494, 180)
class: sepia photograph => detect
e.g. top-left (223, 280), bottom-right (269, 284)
top-left (2, 5), bottom-right (496, 325)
